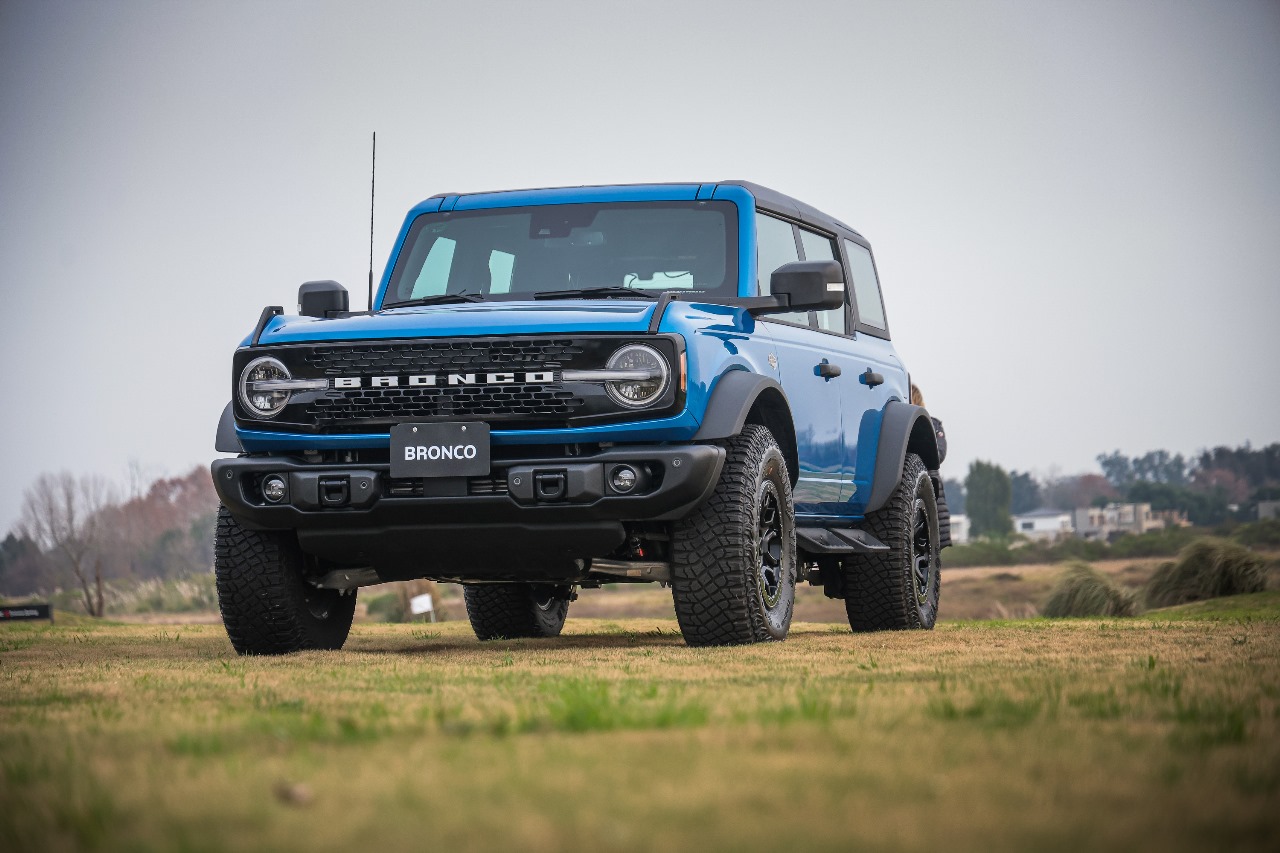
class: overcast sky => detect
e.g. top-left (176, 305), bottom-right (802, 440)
top-left (1, 0), bottom-right (1278, 531)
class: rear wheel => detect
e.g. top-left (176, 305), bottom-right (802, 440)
top-left (670, 424), bottom-right (797, 646)
top-left (844, 453), bottom-right (940, 631)
top-left (463, 583), bottom-right (571, 640)
top-left (214, 506), bottom-right (356, 655)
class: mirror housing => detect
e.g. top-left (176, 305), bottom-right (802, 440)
top-left (757, 261), bottom-right (845, 314)
top-left (298, 280), bottom-right (349, 318)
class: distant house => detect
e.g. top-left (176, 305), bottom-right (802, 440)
top-left (1259, 500), bottom-right (1280, 521)
top-left (1072, 502), bottom-right (1174, 541)
top-left (1152, 508), bottom-right (1192, 529)
top-left (1012, 508), bottom-right (1073, 542)
top-left (949, 513), bottom-right (971, 545)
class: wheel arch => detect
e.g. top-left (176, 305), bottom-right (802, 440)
top-left (693, 371), bottom-right (798, 487)
top-left (216, 402), bottom-right (244, 453)
top-left (863, 401), bottom-right (941, 514)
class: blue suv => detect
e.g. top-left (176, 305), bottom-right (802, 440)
top-left (212, 181), bottom-right (949, 652)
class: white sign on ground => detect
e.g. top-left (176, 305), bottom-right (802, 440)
top-left (409, 594), bottom-right (434, 616)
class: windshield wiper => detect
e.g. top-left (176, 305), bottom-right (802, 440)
top-left (385, 292), bottom-right (486, 308)
top-left (533, 287), bottom-right (659, 301)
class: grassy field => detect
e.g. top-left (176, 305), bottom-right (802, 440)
top-left (2, 593), bottom-right (1279, 852)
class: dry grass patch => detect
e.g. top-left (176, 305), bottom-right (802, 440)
top-left (2, 604), bottom-right (1278, 852)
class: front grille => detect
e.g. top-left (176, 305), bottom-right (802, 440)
top-left (303, 339), bottom-right (585, 374)
top-left (309, 385), bottom-right (585, 425)
top-left (233, 335), bottom-right (681, 433)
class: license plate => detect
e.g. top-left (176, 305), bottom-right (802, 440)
top-left (390, 422), bottom-right (491, 478)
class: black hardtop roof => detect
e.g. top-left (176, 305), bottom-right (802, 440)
top-left (720, 181), bottom-right (863, 241)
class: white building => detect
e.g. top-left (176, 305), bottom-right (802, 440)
top-left (1072, 502), bottom-right (1172, 540)
top-left (1012, 508), bottom-right (1074, 542)
top-left (949, 513), bottom-right (971, 544)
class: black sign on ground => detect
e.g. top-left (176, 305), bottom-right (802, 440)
top-left (0, 604), bottom-right (53, 622)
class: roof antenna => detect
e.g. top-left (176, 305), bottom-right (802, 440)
top-left (367, 131), bottom-right (377, 311)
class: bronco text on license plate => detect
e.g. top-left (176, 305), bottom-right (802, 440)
top-left (389, 422), bottom-right (491, 478)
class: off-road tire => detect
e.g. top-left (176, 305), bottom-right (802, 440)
top-left (214, 505), bottom-right (356, 655)
top-left (670, 424), bottom-right (797, 646)
top-left (844, 453), bottom-right (941, 631)
top-left (463, 584), bottom-right (570, 640)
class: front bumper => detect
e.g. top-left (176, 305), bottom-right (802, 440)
top-left (211, 443), bottom-right (724, 579)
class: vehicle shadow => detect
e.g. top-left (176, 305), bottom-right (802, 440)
top-left (349, 625), bottom-right (843, 656)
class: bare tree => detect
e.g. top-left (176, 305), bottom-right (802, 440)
top-left (19, 472), bottom-right (115, 616)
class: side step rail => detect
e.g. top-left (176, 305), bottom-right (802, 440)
top-left (796, 527), bottom-right (890, 557)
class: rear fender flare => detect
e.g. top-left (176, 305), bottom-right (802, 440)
top-left (864, 401), bottom-right (940, 514)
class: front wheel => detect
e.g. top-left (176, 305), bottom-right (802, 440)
top-left (670, 424), bottom-right (797, 646)
top-left (214, 506), bottom-right (356, 655)
top-left (843, 452), bottom-right (941, 631)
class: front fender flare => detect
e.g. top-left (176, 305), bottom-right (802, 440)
top-left (215, 402), bottom-right (244, 453)
top-left (693, 371), bottom-right (798, 486)
top-left (692, 371), bottom-right (787, 441)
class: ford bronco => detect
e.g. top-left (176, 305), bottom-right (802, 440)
top-left (211, 181), bottom-right (948, 652)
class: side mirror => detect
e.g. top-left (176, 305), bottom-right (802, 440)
top-left (298, 280), bottom-right (349, 318)
top-left (763, 261), bottom-right (845, 313)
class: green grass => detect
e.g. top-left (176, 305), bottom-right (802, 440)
top-left (1140, 590), bottom-right (1280, 622)
top-left (1, 605), bottom-right (1279, 852)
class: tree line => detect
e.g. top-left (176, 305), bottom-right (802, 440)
top-left (948, 442), bottom-right (1280, 538)
top-left (0, 467), bottom-right (217, 614)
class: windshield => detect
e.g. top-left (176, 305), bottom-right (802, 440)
top-left (383, 200), bottom-right (737, 306)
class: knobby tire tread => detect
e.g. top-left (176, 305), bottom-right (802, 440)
top-left (671, 424), bottom-right (795, 647)
top-left (844, 453), bottom-right (938, 632)
top-left (464, 584), bottom-right (568, 640)
top-left (214, 505), bottom-right (354, 655)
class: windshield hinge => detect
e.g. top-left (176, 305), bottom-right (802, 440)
top-left (251, 306), bottom-right (284, 346)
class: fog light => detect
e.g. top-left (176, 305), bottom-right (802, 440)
top-left (609, 465), bottom-right (637, 494)
top-left (262, 475), bottom-right (288, 504)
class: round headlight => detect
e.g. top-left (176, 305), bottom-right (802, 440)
top-left (605, 344), bottom-right (670, 408)
top-left (239, 356), bottom-right (292, 418)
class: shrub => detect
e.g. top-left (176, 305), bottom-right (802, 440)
top-left (1143, 538), bottom-right (1268, 609)
top-left (1109, 526), bottom-right (1201, 558)
top-left (1232, 519), bottom-right (1280, 550)
top-left (1043, 562), bottom-right (1136, 618)
top-left (363, 592), bottom-right (407, 623)
top-left (1043, 536), bottom-right (1110, 563)
top-left (944, 537), bottom-right (1020, 568)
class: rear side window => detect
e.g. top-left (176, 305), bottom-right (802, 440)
top-left (798, 229), bottom-right (844, 334)
top-left (844, 239), bottom-right (887, 331)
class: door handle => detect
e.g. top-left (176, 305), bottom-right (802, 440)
top-left (860, 368), bottom-right (884, 387)
top-left (816, 360), bottom-right (841, 380)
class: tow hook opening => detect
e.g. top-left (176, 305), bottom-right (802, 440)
top-left (319, 476), bottom-right (350, 507)
top-left (534, 470), bottom-right (568, 501)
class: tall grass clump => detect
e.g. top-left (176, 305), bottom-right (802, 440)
top-left (1143, 538), bottom-right (1268, 609)
top-left (1232, 519), bottom-right (1280, 549)
top-left (1043, 562), bottom-right (1136, 618)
